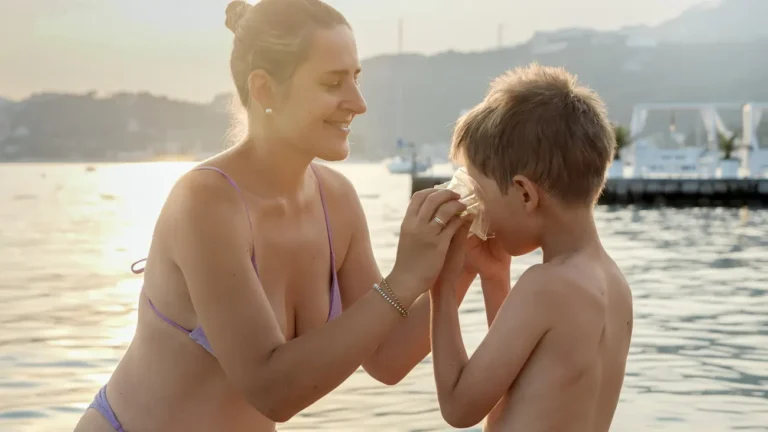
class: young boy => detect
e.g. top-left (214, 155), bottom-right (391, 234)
top-left (429, 64), bottom-right (633, 432)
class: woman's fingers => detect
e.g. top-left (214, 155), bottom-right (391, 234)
top-left (439, 214), bottom-right (471, 242)
top-left (416, 189), bottom-right (462, 223)
top-left (405, 188), bottom-right (439, 221)
top-left (431, 200), bottom-right (467, 228)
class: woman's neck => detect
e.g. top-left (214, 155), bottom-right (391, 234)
top-left (234, 136), bottom-right (315, 199)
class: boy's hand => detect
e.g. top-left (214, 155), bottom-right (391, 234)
top-left (464, 235), bottom-right (511, 283)
top-left (432, 219), bottom-right (472, 294)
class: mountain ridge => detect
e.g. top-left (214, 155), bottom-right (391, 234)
top-left (2, 0), bottom-right (767, 161)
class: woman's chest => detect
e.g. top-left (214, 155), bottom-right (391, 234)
top-left (252, 213), bottom-right (348, 340)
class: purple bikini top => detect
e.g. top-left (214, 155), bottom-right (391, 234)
top-left (131, 165), bottom-right (342, 355)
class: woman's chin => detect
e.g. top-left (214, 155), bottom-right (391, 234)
top-left (316, 141), bottom-right (350, 162)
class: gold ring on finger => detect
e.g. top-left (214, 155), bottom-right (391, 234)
top-left (433, 216), bottom-right (447, 228)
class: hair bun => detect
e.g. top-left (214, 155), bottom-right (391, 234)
top-left (225, 1), bottom-right (251, 33)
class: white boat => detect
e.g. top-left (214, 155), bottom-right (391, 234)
top-left (386, 155), bottom-right (431, 174)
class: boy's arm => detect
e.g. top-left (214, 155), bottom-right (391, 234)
top-left (431, 265), bottom-right (563, 429)
top-left (480, 276), bottom-right (510, 327)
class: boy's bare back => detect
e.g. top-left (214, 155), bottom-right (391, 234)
top-left (485, 247), bottom-right (633, 432)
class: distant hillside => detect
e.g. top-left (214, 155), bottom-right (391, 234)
top-left (354, 37), bottom-right (768, 158)
top-left (347, 0), bottom-right (768, 158)
top-left (0, 92), bottom-right (230, 161)
top-left (2, 0), bottom-right (768, 162)
top-left (647, 0), bottom-right (768, 44)
top-left (538, 0), bottom-right (768, 45)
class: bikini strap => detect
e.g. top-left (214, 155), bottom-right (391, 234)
top-left (129, 166), bottom-right (257, 275)
top-left (310, 164), bottom-right (337, 278)
top-left (193, 166), bottom-right (255, 242)
top-left (131, 258), bottom-right (147, 275)
top-left (146, 296), bottom-right (193, 333)
top-left (192, 166), bottom-right (258, 270)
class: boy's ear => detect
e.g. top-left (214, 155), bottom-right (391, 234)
top-left (512, 175), bottom-right (539, 213)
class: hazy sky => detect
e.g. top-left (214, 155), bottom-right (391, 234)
top-left (1, 0), bottom-right (705, 102)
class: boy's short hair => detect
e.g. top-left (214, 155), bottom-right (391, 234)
top-left (450, 63), bottom-right (615, 204)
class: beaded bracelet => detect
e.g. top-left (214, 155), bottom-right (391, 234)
top-left (373, 283), bottom-right (409, 317)
top-left (379, 277), bottom-right (406, 313)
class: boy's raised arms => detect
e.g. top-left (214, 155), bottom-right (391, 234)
top-left (431, 264), bottom-right (592, 428)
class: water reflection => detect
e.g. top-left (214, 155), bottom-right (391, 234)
top-left (0, 163), bottom-right (766, 432)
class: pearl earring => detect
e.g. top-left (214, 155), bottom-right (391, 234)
top-left (265, 108), bottom-right (273, 114)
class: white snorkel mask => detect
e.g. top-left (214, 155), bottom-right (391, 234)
top-left (435, 167), bottom-right (491, 241)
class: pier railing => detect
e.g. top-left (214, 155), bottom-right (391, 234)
top-left (411, 175), bottom-right (768, 207)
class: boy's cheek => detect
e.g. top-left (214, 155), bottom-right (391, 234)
top-left (488, 216), bottom-right (535, 255)
top-left (486, 213), bottom-right (509, 241)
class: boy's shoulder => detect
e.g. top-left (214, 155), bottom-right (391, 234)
top-left (514, 254), bottom-right (626, 331)
top-left (517, 260), bottom-right (605, 308)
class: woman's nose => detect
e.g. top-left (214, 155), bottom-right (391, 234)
top-left (345, 85), bottom-right (367, 115)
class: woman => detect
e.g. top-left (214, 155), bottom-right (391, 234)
top-left (74, 1), bottom-right (474, 431)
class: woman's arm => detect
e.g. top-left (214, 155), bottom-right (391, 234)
top-left (363, 269), bottom-right (476, 385)
top-left (329, 170), bottom-right (476, 385)
top-left (165, 171), bottom-right (465, 423)
top-left (341, 216), bottom-right (476, 384)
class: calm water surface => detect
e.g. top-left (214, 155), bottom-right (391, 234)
top-left (0, 162), bottom-right (766, 431)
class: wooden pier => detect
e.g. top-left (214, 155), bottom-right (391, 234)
top-left (411, 176), bottom-right (768, 207)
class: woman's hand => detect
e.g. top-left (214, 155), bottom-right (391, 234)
top-left (464, 235), bottom-right (511, 283)
top-left (387, 188), bottom-right (468, 306)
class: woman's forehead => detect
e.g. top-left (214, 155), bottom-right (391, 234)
top-left (303, 26), bottom-right (360, 74)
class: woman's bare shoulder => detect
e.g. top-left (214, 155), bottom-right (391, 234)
top-left (153, 168), bottom-right (253, 253)
top-left (310, 163), bottom-right (365, 244)
top-left (165, 168), bottom-right (246, 218)
top-left (311, 163), bottom-right (359, 202)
